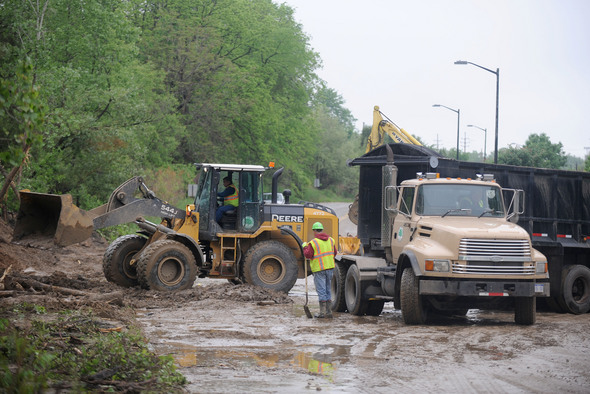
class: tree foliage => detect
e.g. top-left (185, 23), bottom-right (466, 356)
top-left (498, 133), bottom-right (567, 169)
top-left (0, 0), bottom-right (361, 210)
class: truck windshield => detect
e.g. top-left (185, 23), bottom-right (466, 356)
top-left (415, 184), bottom-right (504, 217)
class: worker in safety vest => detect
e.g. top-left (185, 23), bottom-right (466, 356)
top-left (303, 222), bottom-right (337, 318)
top-left (216, 176), bottom-right (239, 223)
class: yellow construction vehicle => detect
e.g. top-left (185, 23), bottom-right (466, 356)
top-left (13, 164), bottom-right (338, 293)
top-left (365, 106), bottom-right (422, 153)
top-left (348, 106), bottom-right (422, 227)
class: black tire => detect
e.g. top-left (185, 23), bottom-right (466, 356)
top-left (366, 300), bottom-right (385, 316)
top-left (559, 265), bottom-right (590, 314)
top-left (514, 296), bottom-right (536, 325)
top-left (103, 234), bottom-right (147, 288)
top-left (242, 241), bottom-right (298, 293)
top-left (400, 267), bottom-right (428, 324)
top-left (136, 239), bottom-right (197, 291)
top-left (331, 262), bottom-right (347, 312)
top-left (345, 264), bottom-right (368, 315)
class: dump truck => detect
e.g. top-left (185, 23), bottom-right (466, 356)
top-left (13, 163), bottom-right (338, 293)
top-left (333, 144), bottom-right (552, 325)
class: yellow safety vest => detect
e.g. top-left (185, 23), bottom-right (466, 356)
top-left (310, 237), bottom-right (336, 272)
top-left (224, 183), bottom-right (239, 207)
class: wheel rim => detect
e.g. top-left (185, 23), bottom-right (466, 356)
top-left (158, 257), bottom-right (185, 286)
top-left (123, 251), bottom-right (138, 280)
top-left (572, 276), bottom-right (589, 303)
top-left (256, 255), bottom-right (285, 285)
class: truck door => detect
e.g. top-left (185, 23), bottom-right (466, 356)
top-left (390, 186), bottom-right (415, 264)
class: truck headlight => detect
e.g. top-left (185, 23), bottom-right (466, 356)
top-left (425, 259), bottom-right (450, 272)
top-left (536, 261), bottom-right (547, 274)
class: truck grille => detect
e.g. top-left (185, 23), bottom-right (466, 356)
top-left (455, 238), bottom-right (534, 275)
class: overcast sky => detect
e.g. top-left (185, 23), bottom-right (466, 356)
top-left (282, 0), bottom-right (590, 159)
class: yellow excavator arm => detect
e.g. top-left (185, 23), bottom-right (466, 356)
top-left (366, 106), bottom-right (422, 153)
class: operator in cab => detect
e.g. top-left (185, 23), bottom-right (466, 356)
top-left (303, 222), bottom-right (337, 319)
top-left (216, 176), bottom-right (238, 224)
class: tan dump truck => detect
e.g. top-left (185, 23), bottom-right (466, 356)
top-left (333, 147), bottom-right (549, 325)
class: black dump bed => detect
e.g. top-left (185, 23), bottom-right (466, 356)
top-left (349, 143), bottom-right (590, 252)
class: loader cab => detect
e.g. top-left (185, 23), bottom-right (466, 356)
top-left (193, 163), bottom-right (266, 239)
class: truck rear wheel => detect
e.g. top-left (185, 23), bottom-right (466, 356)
top-left (345, 264), bottom-right (368, 315)
top-left (559, 265), bottom-right (590, 314)
top-left (136, 239), bottom-right (197, 291)
top-left (331, 261), bottom-right (347, 312)
top-left (103, 234), bottom-right (147, 288)
top-left (515, 296), bottom-right (536, 325)
top-left (243, 241), bottom-right (298, 293)
top-left (400, 267), bottom-right (428, 324)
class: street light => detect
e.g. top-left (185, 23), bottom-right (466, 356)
top-left (467, 124), bottom-right (487, 162)
top-left (433, 104), bottom-right (460, 160)
top-left (454, 60), bottom-right (499, 164)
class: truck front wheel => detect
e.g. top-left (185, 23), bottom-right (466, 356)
top-left (331, 262), bottom-right (347, 312)
top-left (345, 264), bottom-right (368, 315)
top-left (514, 296), bottom-right (536, 325)
top-left (243, 241), bottom-right (298, 293)
top-left (400, 267), bottom-right (428, 324)
top-left (136, 239), bottom-right (197, 291)
top-left (559, 265), bottom-right (590, 314)
top-left (103, 234), bottom-right (147, 288)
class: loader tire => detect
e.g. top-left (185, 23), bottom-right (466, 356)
top-left (331, 261), bottom-right (347, 312)
top-left (400, 267), bottom-right (428, 324)
top-left (344, 264), bottom-right (368, 315)
top-left (136, 239), bottom-right (197, 291)
top-left (243, 241), bottom-right (298, 293)
top-left (103, 234), bottom-right (147, 288)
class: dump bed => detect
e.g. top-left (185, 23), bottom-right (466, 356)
top-left (350, 143), bottom-right (590, 251)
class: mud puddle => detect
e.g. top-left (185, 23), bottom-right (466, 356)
top-left (136, 279), bottom-right (590, 393)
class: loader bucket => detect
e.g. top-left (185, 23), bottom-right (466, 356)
top-left (13, 192), bottom-right (95, 247)
top-left (339, 236), bottom-right (363, 255)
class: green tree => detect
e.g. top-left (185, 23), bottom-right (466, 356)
top-left (0, 60), bottom-right (45, 210)
top-left (585, 155), bottom-right (590, 172)
top-left (498, 133), bottom-right (566, 169)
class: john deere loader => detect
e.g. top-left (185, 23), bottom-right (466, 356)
top-left (13, 164), bottom-right (338, 293)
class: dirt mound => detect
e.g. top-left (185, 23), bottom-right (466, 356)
top-left (0, 218), bottom-right (292, 313)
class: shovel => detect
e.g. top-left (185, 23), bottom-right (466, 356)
top-left (303, 259), bottom-right (313, 318)
top-left (276, 226), bottom-right (313, 318)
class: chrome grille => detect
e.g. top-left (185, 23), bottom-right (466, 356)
top-left (455, 238), bottom-right (533, 275)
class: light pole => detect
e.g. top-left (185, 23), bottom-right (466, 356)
top-left (433, 104), bottom-right (460, 160)
top-left (467, 124), bottom-right (487, 162)
top-left (454, 60), bottom-right (499, 164)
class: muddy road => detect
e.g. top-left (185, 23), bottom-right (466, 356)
top-left (137, 277), bottom-right (590, 393)
top-left (2, 206), bottom-right (590, 393)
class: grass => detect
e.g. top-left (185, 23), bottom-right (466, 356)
top-left (0, 303), bottom-right (187, 393)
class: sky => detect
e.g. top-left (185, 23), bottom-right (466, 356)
top-left (281, 0), bottom-right (590, 159)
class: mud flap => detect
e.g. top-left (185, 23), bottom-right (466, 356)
top-left (13, 192), bottom-right (94, 247)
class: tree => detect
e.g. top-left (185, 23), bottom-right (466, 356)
top-left (498, 133), bottom-right (566, 169)
top-left (0, 60), bottom-right (44, 210)
top-left (585, 155), bottom-right (590, 172)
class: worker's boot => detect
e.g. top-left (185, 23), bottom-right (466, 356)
top-left (325, 300), bottom-right (333, 318)
top-left (315, 301), bottom-right (326, 318)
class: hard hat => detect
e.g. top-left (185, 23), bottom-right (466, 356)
top-left (312, 222), bottom-right (323, 231)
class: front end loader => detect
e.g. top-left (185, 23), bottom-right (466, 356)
top-left (13, 165), bottom-right (339, 294)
